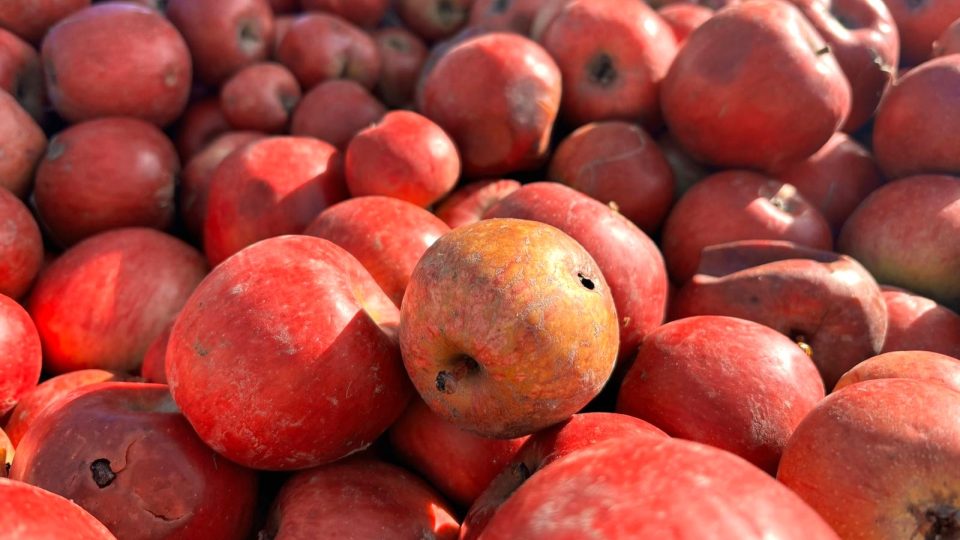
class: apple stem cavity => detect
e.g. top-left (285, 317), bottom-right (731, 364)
top-left (587, 53), bottom-right (618, 88)
top-left (238, 20), bottom-right (262, 56)
top-left (90, 458), bottom-right (117, 488)
top-left (435, 355), bottom-right (480, 394)
top-left (919, 505), bottom-right (960, 539)
top-left (792, 334), bottom-right (814, 358)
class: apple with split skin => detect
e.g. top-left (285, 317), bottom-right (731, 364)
top-left (833, 350), bottom-right (960, 393)
top-left (880, 286), bottom-right (960, 358)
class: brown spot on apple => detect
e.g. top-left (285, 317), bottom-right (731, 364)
top-left (90, 458), bottom-right (116, 488)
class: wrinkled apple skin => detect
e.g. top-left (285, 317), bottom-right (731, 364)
top-left (834, 350), bottom-right (960, 393)
top-left (220, 62), bottom-right (300, 133)
top-left (778, 378), bottom-right (960, 539)
top-left (0, 188), bottom-right (42, 299)
top-left (290, 80), bottom-right (387, 149)
top-left (883, 0), bottom-right (960, 65)
top-left (0, 90), bottom-right (45, 198)
top-left (0, 478), bottom-right (116, 539)
top-left (373, 27), bottom-right (429, 107)
top-left (399, 218), bottom-right (619, 439)
top-left (0, 0), bottom-right (90, 45)
top-left (0, 28), bottom-right (44, 120)
top-left (880, 286), bottom-right (960, 358)
top-left (276, 13), bottom-right (381, 90)
top-left (434, 179), bottom-right (521, 229)
top-left (0, 295), bottom-right (41, 418)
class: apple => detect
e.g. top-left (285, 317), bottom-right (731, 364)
top-left (276, 13), bottom-right (381, 90)
top-left (883, 0), bottom-right (960, 65)
top-left (417, 32), bottom-right (561, 177)
top-left (11, 382), bottom-right (258, 540)
top-left (548, 121), bottom-right (675, 233)
top-left (268, 0), bottom-right (299, 13)
top-left (304, 196), bottom-right (451, 307)
top-left (167, 235), bottom-right (413, 470)
top-left (0, 428), bottom-right (11, 473)
top-left (778, 378), bottom-right (960, 538)
top-left (175, 98), bottom-right (231, 162)
top-left (220, 62), bottom-right (301, 133)
top-left (0, 295), bottom-right (41, 419)
top-left (658, 4), bottom-right (714, 44)
top-left (880, 286), bottom-right (960, 357)
top-left (661, 0), bottom-right (851, 170)
top-left (0, 0), bottom-right (90, 45)
top-left (373, 27), bottom-right (429, 107)
top-left (33, 117), bottom-right (179, 247)
top-left (290, 80), bottom-right (387, 149)
top-left (28, 228), bottom-right (207, 374)
top-left (301, 0), bottom-right (390, 28)
top-left (345, 111), bottom-right (460, 207)
top-left (203, 136), bottom-right (347, 266)
top-left (834, 350), bottom-right (960, 393)
top-left (537, 0), bottom-right (678, 129)
top-left (41, 3), bottom-right (191, 126)
top-left (165, 0), bottom-right (275, 86)
top-left (400, 218), bottom-right (619, 438)
top-left (0, 90), bottom-right (45, 198)
top-left (658, 132), bottom-right (711, 199)
top-left (434, 179), bottom-right (521, 229)
top-left (469, 0), bottom-right (551, 35)
top-left (140, 323), bottom-right (171, 384)
top-left (0, 28), bottom-right (43, 120)
top-left (0, 187), bottom-right (42, 299)
top-left (0, 478), bottom-right (116, 539)
top-left (397, 0), bottom-right (473, 42)
top-left (839, 175), bottom-right (960, 312)
top-left (933, 18), bottom-right (960, 56)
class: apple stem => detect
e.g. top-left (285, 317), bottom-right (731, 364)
top-left (793, 334), bottom-right (814, 358)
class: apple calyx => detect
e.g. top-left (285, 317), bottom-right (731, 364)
top-left (915, 503), bottom-right (960, 540)
top-left (435, 355), bottom-right (480, 394)
top-left (587, 52), bottom-right (618, 87)
top-left (90, 458), bottom-right (117, 488)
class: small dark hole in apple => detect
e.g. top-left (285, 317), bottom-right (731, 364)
top-left (587, 53), bottom-right (617, 87)
top-left (90, 459), bottom-right (117, 488)
top-left (437, 0), bottom-right (464, 24)
top-left (386, 36), bottom-right (408, 52)
top-left (578, 273), bottom-right (595, 290)
top-left (492, 0), bottom-right (512, 13)
top-left (436, 371), bottom-right (456, 393)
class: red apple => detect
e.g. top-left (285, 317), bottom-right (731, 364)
top-left (400, 218), bottom-right (619, 438)
top-left (290, 80), bottom-right (387, 149)
top-left (883, 0), bottom-right (960, 65)
top-left (41, 3), bottom-right (192, 126)
top-left (398, 0), bottom-right (473, 42)
top-left (658, 3), bottom-right (714, 44)
top-left (220, 62), bottom-right (301, 133)
top-left (268, 0), bottom-right (299, 13)
top-left (880, 286), bottom-right (960, 357)
top-left (0, 0), bottom-right (90, 45)
top-left (28, 228), bottom-right (207, 374)
top-left (272, 14), bottom-right (295, 58)
top-left (662, 0), bottom-right (851, 170)
top-left (167, 235), bottom-right (412, 470)
top-left (417, 32), bottom-right (561, 177)
top-left (301, 0), bottom-right (390, 27)
top-left (469, 0), bottom-right (551, 35)
top-left (434, 179), bottom-right (521, 229)
top-left (34, 117), bottom-right (179, 247)
top-left (373, 27), bottom-right (429, 107)
top-left (0, 90), bottom-right (45, 198)
top-left (276, 13), bottom-right (381, 90)
top-left (175, 98), bottom-right (231, 162)
top-left (0, 28), bottom-right (43, 120)
top-left (203, 136), bottom-right (347, 266)
top-left (933, 18), bottom-right (960, 56)
top-left (658, 131), bottom-right (711, 199)
top-left (140, 323), bottom-right (171, 384)
top-left (0, 478), bottom-right (116, 539)
top-left (0, 295), bottom-right (41, 418)
top-left (778, 378), bottom-right (960, 538)
top-left (0, 187), bottom-right (42, 299)
top-left (834, 350), bottom-right (960, 393)
top-left (11, 382), bottom-right (258, 540)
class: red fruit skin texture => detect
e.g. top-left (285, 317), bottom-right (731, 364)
top-left (179, 131), bottom-right (266, 242)
top-left (460, 412), bottom-right (667, 540)
top-left (661, 0), bottom-right (851, 170)
top-left (617, 315), bottom-right (825, 473)
top-left (261, 458), bottom-right (460, 539)
top-left (434, 179), bottom-right (521, 229)
top-left (771, 132), bottom-right (883, 233)
top-left (291, 80), bottom-right (387, 149)
top-left (220, 62), bottom-right (301, 133)
top-left (301, 0), bottom-right (390, 28)
top-left (11, 383), bottom-right (258, 540)
top-left (388, 398), bottom-right (528, 507)
top-left (166, 235), bottom-right (413, 471)
top-left (0, 0), bottom-right (90, 45)
top-left (884, 0), bottom-right (960, 65)
top-left (838, 175), bottom-right (960, 313)
top-left (777, 378), bottom-right (960, 538)
top-left (203, 136), bottom-right (347, 266)
top-left (304, 196), bottom-right (451, 307)
top-left (345, 111), bottom-right (460, 207)
top-left (469, 0), bottom-right (551, 35)
top-left (0, 28), bottom-right (44, 120)
top-left (276, 13), bottom-right (381, 90)
top-left (671, 240), bottom-right (888, 387)
top-left (658, 4), bottom-right (714, 44)
top-left (41, 3), bottom-right (192, 126)
top-left (485, 183), bottom-right (669, 365)
top-left (175, 98), bottom-right (231, 162)
top-left (166, 0), bottom-right (275, 86)
top-left (397, 0), bottom-right (473, 42)
top-left (833, 350), bottom-right (960, 393)
top-left (873, 55), bottom-right (960, 179)
top-left (34, 117), bottom-right (179, 247)
top-left (418, 32), bottom-right (562, 177)
top-left (538, 0), bottom-right (678, 129)
top-left (549, 121), bottom-right (675, 233)
top-left (0, 478), bottom-right (116, 539)
top-left (269, 0), bottom-right (299, 13)
top-left (4, 369), bottom-right (131, 448)
top-left (140, 323), bottom-right (171, 384)
top-left (880, 286), bottom-right (960, 358)
top-left (0, 295), bottom-right (41, 418)
top-left (933, 19), bottom-right (960, 56)
top-left (0, 90), bottom-right (45, 198)
top-left (480, 437), bottom-right (840, 540)
top-left (373, 27), bottom-right (429, 108)
top-left (661, 170), bottom-right (833, 284)
top-left (0, 188), bottom-right (42, 299)
top-left (27, 228), bottom-right (207, 375)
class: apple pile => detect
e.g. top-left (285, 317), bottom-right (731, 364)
top-left (1, 0), bottom-right (960, 538)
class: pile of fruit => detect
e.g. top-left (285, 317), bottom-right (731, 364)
top-left (1, 0), bottom-right (959, 538)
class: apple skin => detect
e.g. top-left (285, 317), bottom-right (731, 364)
top-left (662, 0), bottom-right (851, 170)
top-left (0, 295), bottom-right (41, 419)
top-left (435, 179), bottom-right (521, 229)
top-left (883, 0), bottom-right (960, 65)
top-left (778, 378), bottom-right (960, 538)
top-left (834, 350), bottom-right (960, 393)
top-left (34, 117), bottom-right (179, 247)
top-left (388, 398), bottom-right (529, 507)
top-left (0, 0), bottom-right (89, 45)
top-left (481, 436), bottom-right (840, 540)
top-left (537, 0), bottom-right (678, 129)
top-left (933, 18), bottom-right (960, 56)
top-left (0, 90), bottom-right (45, 198)
top-left (661, 170), bottom-right (833, 284)
top-left (469, 0), bottom-right (551, 35)
top-left (41, 3), bottom-right (192, 126)
top-left (671, 240), bottom-right (887, 387)
top-left (839, 175), bottom-right (960, 312)
top-left (304, 196), bottom-right (451, 307)
top-left (484, 183), bottom-right (669, 367)
top-left (290, 80), bottom-right (387, 149)
top-left (0, 427), bottom-right (11, 472)
top-left (400, 218), bottom-right (619, 439)
top-left (0, 188), bottom-right (42, 299)
top-left (460, 412), bottom-right (667, 540)
top-left (4, 369), bottom-right (133, 448)
top-left (301, 0), bottom-right (390, 27)
top-left (345, 111), bottom-right (460, 207)
top-left (771, 132), bottom-right (883, 233)
top-left (0, 28), bottom-right (44, 121)
top-left (140, 324), bottom-right (171, 384)
top-left (11, 382), bottom-right (258, 540)
top-left (260, 457), bottom-right (460, 539)
top-left (548, 121), bottom-right (675, 233)
top-left (658, 4), bottom-right (714, 44)
top-left (166, 0), bottom-right (274, 86)
top-left (417, 32), bottom-right (561, 177)
top-left (658, 132), bottom-right (711, 199)
top-left (268, 0), bottom-right (299, 13)
top-left (373, 27), bottom-right (429, 108)
top-left (203, 136), bottom-right (347, 266)
top-left (28, 228), bottom-right (207, 375)
top-left (0, 478), bottom-right (116, 539)
top-left (397, 0), bottom-right (473, 42)
top-left (276, 13), bottom-right (381, 90)
top-left (880, 286), bottom-right (960, 358)
top-left (220, 62), bottom-right (300, 133)
top-left (167, 235), bottom-right (413, 470)
top-left (873, 55), bottom-right (960, 179)
top-left (175, 98), bottom-right (231, 162)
